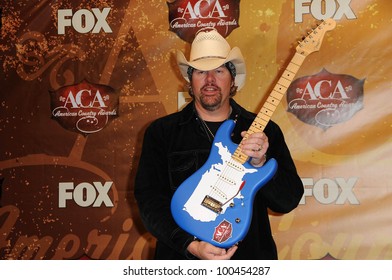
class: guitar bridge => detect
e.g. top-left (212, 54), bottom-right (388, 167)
top-left (201, 195), bottom-right (223, 214)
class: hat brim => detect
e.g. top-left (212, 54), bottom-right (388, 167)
top-left (177, 47), bottom-right (246, 90)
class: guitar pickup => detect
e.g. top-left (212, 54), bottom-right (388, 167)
top-left (201, 195), bottom-right (223, 214)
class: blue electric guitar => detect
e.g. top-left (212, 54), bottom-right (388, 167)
top-left (171, 19), bottom-right (336, 248)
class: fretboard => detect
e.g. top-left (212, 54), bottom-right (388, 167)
top-left (232, 52), bottom-right (306, 164)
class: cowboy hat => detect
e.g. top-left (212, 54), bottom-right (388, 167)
top-left (176, 28), bottom-right (246, 90)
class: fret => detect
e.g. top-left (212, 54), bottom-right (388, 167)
top-left (266, 96), bottom-right (279, 105)
top-left (278, 76), bottom-right (292, 87)
top-left (273, 84), bottom-right (287, 94)
top-left (292, 52), bottom-right (306, 65)
top-left (282, 69), bottom-right (295, 81)
top-left (252, 123), bottom-right (265, 132)
top-left (252, 120), bottom-right (265, 129)
top-left (257, 113), bottom-right (270, 123)
top-left (247, 127), bottom-right (258, 134)
top-left (263, 101), bottom-right (277, 112)
top-left (270, 90), bottom-right (284, 99)
top-left (255, 118), bottom-right (270, 130)
top-left (261, 107), bottom-right (274, 117)
top-left (232, 150), bottom-right (248, 164)
top-left (286, 62), bottom-right (300, 73)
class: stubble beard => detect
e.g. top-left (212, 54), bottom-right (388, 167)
top-left (198, 85), bottom-right (223, 112)
top-left (200, 94), bottom-right (222, 111)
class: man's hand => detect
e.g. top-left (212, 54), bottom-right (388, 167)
top-left (240, 131), bottom-right (269, 167)
top-left (187, 240), bottom-right (238, 260)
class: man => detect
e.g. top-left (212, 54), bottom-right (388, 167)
top-left (134, 29), bottom-right (304, 260)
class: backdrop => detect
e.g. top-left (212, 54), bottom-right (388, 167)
top-left (1, 0), bottom-right (391, 260)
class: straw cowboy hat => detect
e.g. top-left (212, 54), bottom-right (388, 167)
top-left (176, 28), bottom-right (246, 90)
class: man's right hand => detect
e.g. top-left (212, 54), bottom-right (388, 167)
top-left (187, 240), bottom-right (238, 260)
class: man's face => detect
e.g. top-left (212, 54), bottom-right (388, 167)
top-left (191, 65), bottom-right (233, 112)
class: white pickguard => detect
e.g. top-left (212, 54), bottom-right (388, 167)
top-left (183, 142), bottom-right (257, 222)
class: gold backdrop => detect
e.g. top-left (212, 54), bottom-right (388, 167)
top-left (0, 0), bottom-right (391, 259)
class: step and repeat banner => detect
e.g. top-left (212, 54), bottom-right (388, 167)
top-left (0, 0), bottom-right (391, 260)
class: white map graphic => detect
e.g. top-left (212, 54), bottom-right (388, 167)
top-left (183, 142), bottom-right (257, 222)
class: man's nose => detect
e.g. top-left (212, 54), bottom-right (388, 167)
top-left (206, 71), bottom-right (216, 82)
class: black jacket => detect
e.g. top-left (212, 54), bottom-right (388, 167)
top-left (134, 99), bottom-right (304, 259)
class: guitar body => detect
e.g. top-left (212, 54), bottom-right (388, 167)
top-left (171, 120), bottom-right (278, 248)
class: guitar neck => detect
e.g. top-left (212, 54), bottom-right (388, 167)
top-left (232, 52), bottom-right (306, 164)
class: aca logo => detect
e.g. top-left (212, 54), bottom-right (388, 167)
top-left (167, 0), bottom-right (240, 42)
top-left (286, 69), bottom-right (364, 130)
top-left (50, 80), bottom-right (119, 135)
